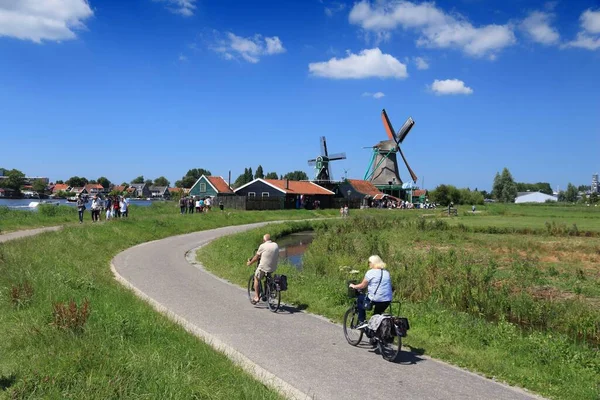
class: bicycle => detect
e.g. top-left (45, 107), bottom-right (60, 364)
top-left (343, 284), bottom-right (409, 362)
top-left (247, 271), bottom-right (281, 312)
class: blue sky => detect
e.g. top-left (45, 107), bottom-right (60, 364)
top-left (1, 0), bottom-right (599, 191)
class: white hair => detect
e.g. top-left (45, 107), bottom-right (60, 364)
top-left (368, 255), bottom-right (386, 269)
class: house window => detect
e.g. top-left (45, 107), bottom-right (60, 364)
top-left (248, 192), bottom-right (256, 197)
top-left (199, 183), bottom-right (206, 192)
top-left (261, 192), bottom-right (269, 198)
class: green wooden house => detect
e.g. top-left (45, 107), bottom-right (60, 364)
top-left (189, 175), bottom-right (234, 197)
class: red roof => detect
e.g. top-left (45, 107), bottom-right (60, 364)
top-left (264, 179), bottom-right (334, 195)
top-left (413, 189), bottom-right (427, 197)
top-left (113, 185), bottom-right (126, 192)
top-left (168, 187), bottom-right (183, 193)
top-left (52, 184), bottom-right (69, 192)
top-left (347, 179), bottom-right (385, 197)
top-left (85, 183), bottom-right (104, 191)
top-left (207, 176), bottom-right (233, 194)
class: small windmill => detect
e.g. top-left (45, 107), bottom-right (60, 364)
top-left (364, 109), bottom-right (417, 185)
top-left (308, 136), bottom-right (347, 181)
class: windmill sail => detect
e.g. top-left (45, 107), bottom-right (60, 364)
top-left (396, 117), bottom-right (415, 143)
top-left (397, 146), bottom-right (418, 183)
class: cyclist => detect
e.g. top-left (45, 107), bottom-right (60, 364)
top-left (247, 234), bottom-right (279, 304)
top-left (348, 255), bottom-right (393, 329)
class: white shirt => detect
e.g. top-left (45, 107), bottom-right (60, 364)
top-left (257, 240), bottom-right (279, 273)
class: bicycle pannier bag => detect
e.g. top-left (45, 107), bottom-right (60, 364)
top-left (274, 274), bottom-right (288, 291)
top-left (393, 317), bottom-right (410, 337)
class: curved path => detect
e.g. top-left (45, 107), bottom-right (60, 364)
top-left (112, 223), bottom-right (544, 400)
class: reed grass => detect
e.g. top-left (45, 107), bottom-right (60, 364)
top-left (197, 214), bottom-right (600, 400)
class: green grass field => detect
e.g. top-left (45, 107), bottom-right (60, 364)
top-left (0, 204), bottom-right (337, 399)
top-left (2, 203), bottom-right (599, 399)
top-left (198, 205), bottom-right (600, 400)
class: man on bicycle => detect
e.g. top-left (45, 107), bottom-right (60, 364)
top-left (247, 234), bottom-right (279, 304)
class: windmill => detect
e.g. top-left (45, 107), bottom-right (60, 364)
top-left (364, 109), bottom-right (417, 186)
top-left (308, 136), bottom-right (347, 181)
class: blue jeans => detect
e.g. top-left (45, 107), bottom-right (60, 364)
top-left (357, 294), bottom-right (390, 323)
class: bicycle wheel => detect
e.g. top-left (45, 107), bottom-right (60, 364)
top-left (378, 331), bottom-right (401, 362)
top-left (343, 306), bottom-right (363, 346)
top-left (247, 274), bottom-right (260, 304)
top-left (265, 280), bottom-right (280, 312)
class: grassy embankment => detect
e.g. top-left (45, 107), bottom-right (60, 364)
top-left (0, 203), bottom-right (337, 398)
top-left (197, 206), bottom-right (600, 400)
top-left (0, 205), bottom-right (78, 233)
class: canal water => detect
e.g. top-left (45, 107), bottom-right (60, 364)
top-left (278, 231), bottom-right (315, 269)
top-left (0, 198), bottom-right (154, 210)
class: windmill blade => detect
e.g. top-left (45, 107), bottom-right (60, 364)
top-left (328, 152), bottom-right (346, 160)
top-left (327, 164), bottom-right (333, 181)
top-left (397, 146), bottom-right (418, 183)
top-left (308, 160), bottom-right (317, 166)
top-left (381, 109), bottom-right (397, 142)
top-left (320, 136), bottom-right (329, 156)
top-left (397, 117), bottom-right (415, 143)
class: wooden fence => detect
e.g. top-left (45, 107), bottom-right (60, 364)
top-left (213, 196), bottom-right (363, 211)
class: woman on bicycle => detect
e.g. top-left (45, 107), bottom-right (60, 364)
top-left (349, 255), bottom-right (393, 328)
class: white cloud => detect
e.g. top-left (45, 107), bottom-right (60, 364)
top-left (429, 79), bottom-right (473, 95)
top-left (265, 36), bottom-right (285, 54)
top-left (581, 9), bottom-right (600, 34)
top-left (565, 32), bottom-right (600, 50)
top-left (178, 54), bottom-right (188, 62)
top-left (324, 1), bottom-right (346, 17)
top-left (308, 48), bottom-right (408, 79)
top-left (521, 11), bottom-right (559, 45)
top-left (349, 0), bottom-right (516, 58)
top-left (414, 56), bottom-right (429, 70)
top-left (565, 9), bottom-right (600, 50)
top-left (210, 31), bottom-right (286, 63)
top-left (0, 0), bottom-right (93, 43)
top-left (362, 91), bottom-right (385, 98)
top-left (154, 0), bottom-right (197, 17)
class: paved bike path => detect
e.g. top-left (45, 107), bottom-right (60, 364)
top-left (0, 226), bottom-right (62, 243)
top-left (112, 223), bottom-right (544, 400)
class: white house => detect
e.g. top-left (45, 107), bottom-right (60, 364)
top-left (515, 191), bottom-right (558, 204)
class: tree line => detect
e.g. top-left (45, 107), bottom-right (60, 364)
top-left (428, 167), bottom-right (597, 205)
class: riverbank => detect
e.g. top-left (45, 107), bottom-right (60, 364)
top-left (0, 209), bottom-right (336, 398)
top-left (197, 210), bottom-right (600, 400)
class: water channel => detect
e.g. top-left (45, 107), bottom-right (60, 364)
top-left (277, 231), bottom-right (315, 269)
top-left (0, 198), bottom-right (154, 210)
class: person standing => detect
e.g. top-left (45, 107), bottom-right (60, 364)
top-left (105, 197), bottom-right (112, 220)
top-left (120, 197), bottom-right (127, 217)
top-left (76, 194), bottom-right (86, 224)
top-left (113, 196), bottom-right (120, 218)
top-left (91, 195), bottom-right (101, 222)
top-left (179, 196), bottom-right (186, 215)
top-left (189, 197), bottom-right (195, 214)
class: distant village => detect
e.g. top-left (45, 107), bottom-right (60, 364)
top-left (0, 167), bottom-right (425, 211)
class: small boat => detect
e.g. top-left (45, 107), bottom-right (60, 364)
top-left (67, 197), bottom-right (78, 202)
top-left (29, 200), bottom-right (60, 208)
